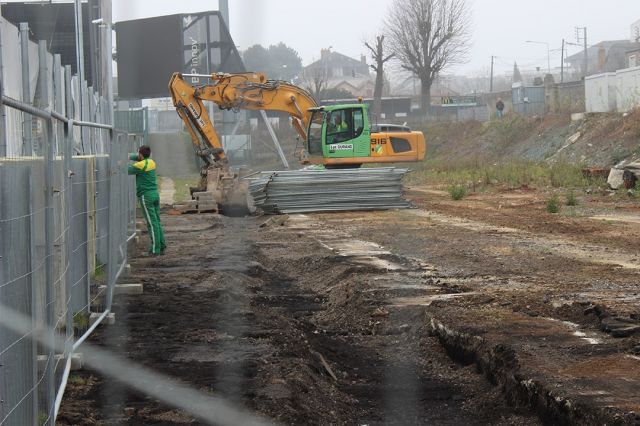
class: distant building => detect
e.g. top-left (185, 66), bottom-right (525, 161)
top-left (565, 40), bottom-right (640, 76)
top-left (299, 49), bottom-right (374, 96)
top-left (320, 97), bottom-right (412, 119)
top-left (628, 47), bottom-right (640, 68)
top-left (331, 77), bottom-right (376, 98)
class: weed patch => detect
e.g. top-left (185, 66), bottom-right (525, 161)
top-left (68, 374), bottom-right (87, 386)
top-left (546, 194), bottom-right (560, 213)
top-left (565, 190), bottom-right (578, 206)
top-left (448, 185), bottom-right (467, 200)
top-left (408, 159), bottom-right (588, 190)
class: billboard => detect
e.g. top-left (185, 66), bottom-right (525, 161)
top-left (116, 11), bottom-right (245, 100)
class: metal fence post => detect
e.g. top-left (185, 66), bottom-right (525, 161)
top-left (81, 79), bottom-right (90, 154)
top-left (88, 86), bottom-right (96, 153)
top-left (28, 172), bottom-right (39, 425)
top-left (63, 65), bottom-right (74, 353)
top-left (106, 128), bottom-right (117, 310)
top-left (20, 23), bottom-right (33, 156)
top-left (38, 40), bottom-right (56, 425)
top-left (74, 0), bottom-right (85, 151)
top-left (0, 174), bottom-right (6, 426)
top-left (84, 153), bottom-right (91, 316)
top-left (53, 55), bottom-right (64, 154)
top-left (0, 17), bottom-right (7, 157)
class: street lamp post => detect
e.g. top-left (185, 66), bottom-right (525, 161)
top-left (526, 40), bottom-right (550, 74)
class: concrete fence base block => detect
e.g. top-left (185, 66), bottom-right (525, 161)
top-left (38, 353), bottom-right (84, 371)
top-left (99, 283), bottom-right (144, 295)
top-left (89, 312), bottom-right (116, 326)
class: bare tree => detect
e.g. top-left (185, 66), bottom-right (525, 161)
top-left (365, 35), bottom-right (395, 117)
top-left (302, 68), bottom-right (327, 100)
top-left (386, 0), bottom-right (471, 115)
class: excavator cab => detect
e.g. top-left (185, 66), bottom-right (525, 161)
top-left (306, 104), bottom-right (426, 167)
top-left (307, 105), bottom-right (371, 159)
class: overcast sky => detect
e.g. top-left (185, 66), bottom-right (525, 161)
top-left (113, 0), bottom-right (640, 76)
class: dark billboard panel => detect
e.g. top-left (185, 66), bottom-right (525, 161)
top-left (116, 11), bottom-right (244, 100)
top-left (115, 14), bottom-right (182, 100)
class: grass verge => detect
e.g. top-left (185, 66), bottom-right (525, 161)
top-left (407, 159), bottom-right (602, 191)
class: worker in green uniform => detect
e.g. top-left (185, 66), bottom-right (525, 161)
top-left (128, 145), bottom-right (166, 256)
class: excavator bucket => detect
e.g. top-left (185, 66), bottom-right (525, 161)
top-left (175, 166), bottom-right (254, 216)
top-left (203, 166), bottom-right (254, 217)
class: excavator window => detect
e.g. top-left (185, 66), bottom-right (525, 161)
top-left (353, 108), bottom-right (364, 137)
top-left (326, 109), bottom-right (356, 144)
top-left (307, 111), bottom-right (325, 155)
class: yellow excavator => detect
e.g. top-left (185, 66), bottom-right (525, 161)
top-left (168, 72), bottom-right (425, 213)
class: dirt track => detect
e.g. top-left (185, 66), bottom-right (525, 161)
top-left (58, 187), bottom-right (640, 425)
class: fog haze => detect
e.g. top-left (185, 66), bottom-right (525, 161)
top-left (113, 0), bottom-right (640, 76)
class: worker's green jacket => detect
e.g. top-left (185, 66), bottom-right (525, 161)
top-left (128, 154), bottom-right (158, 196)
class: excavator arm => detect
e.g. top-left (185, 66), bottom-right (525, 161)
top-left (169, 72), bottom-right (318, 167)
top-left (168, 72), bottom-right (318, 214)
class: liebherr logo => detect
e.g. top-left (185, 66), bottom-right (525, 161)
top-left (190, 36), bottom-right (200, 83)
top-left (188, 103), bottom-right (206, 127)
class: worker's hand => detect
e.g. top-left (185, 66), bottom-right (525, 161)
top-left (129, 153), bottom-right (139, 161)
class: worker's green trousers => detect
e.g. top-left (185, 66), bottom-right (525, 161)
top-left (139, 191), bottom-right (166, 254)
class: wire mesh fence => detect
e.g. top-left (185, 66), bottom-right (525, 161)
top-left (0, 19), bottom-right (138, 426)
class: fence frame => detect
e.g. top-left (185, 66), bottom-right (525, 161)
top-left (0, 93), bottom-right (137, 425)
top-left (0, 19), bottom-right (137, 424)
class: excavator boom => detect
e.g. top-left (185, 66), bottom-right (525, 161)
top-left (169, 72), bottom-right (317, 165)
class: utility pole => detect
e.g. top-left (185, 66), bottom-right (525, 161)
top-left (525, 40), bottom-right (550, 73)
top-left (561, 39), bottom-right (565, 83)
top-left (490, 55), bottom-right (494, 93)
top-left (583, 28), bottom-right (588, 78)
top-left (576, 26), bottom-right (588, 78)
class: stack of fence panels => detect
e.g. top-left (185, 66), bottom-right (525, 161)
top-left (247, 167), bottom-right (412, 214)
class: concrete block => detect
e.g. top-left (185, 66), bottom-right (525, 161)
top-left (38, 353), bottom-right (84, 371)
top-left (173, 202), bottom-right (198, 213)
top-left (571, 112), bottom-right (585, 121)
top-left (89, 312), bottom-right (116, 326)
top-left (70, 353), bottom-right (84, 370)
top-left (608, 168), bottom-right (625, 189)
top-left (198, 202), bottom-right (218, 213)
top-left (99, 283), bottom-right (143, 295)
top-left (193, 191), bottom-right (215, 200)
top-left (199, 207), bottom-right (218, 213)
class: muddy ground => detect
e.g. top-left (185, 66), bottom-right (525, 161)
top-left (58, 186), bottom-right (640, 425)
